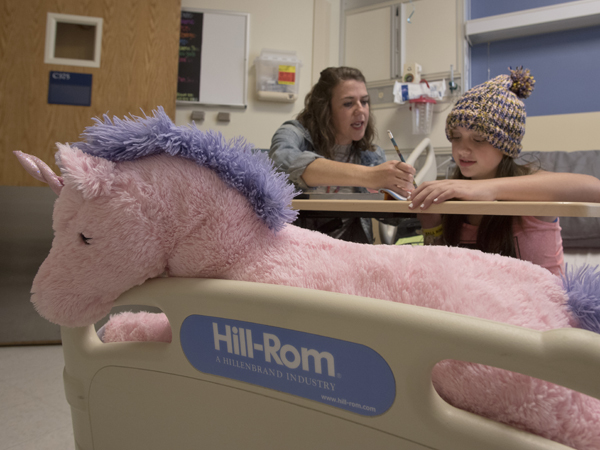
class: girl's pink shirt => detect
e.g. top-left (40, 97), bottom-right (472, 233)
top-left (459, 216), bottom-right (565, 276)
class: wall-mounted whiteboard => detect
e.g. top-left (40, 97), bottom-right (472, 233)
top-left (177, 9), bottom-right (249, 108)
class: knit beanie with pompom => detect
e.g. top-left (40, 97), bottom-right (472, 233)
top-left (445, 67), bottom-right (535, 158)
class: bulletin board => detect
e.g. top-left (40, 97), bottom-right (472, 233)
top-left (177, 9), bottom-right (249, 108)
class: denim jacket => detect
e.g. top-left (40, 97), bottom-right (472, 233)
top-left (269, 120), bottom-right (386, 190)
top-left (269, 120), bottom-right (387, 242)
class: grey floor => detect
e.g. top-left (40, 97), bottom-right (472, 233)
top-left (0, 345), bottom-right (74, 450)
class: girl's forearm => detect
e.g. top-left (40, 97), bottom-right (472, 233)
top-left (491, 171), bottom-right (600, 203)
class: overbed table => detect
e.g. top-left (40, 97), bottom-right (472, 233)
top-left (291, 199), bottom-right (600, 218)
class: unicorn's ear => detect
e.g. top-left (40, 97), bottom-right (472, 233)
top-left (56, 143), bottom-right (117, 199)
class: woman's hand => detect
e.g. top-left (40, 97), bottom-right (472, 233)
top-left (301, 158), bottom-right (417, 194)
top-left (408, 179), bottom-right (497, 210)
top-left (365, 160), bottom-right (416, 196)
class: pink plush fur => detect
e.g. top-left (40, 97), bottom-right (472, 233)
top-left (102, 312), bottom-right (172, 343)
top-left (30, 145), bottom-right (600, 449)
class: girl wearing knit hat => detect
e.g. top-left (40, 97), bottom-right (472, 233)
top-left (401, 67), bottom-right (600, 275)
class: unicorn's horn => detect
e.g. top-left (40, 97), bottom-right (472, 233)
top-left (13, 151), bottom-right (64, 196)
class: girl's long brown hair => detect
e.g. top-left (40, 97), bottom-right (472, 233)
top-left (442, 155), bottom-right (534, 257)
top-left (296, 67), bottom-right (377, 159)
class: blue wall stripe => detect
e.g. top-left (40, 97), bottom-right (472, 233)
top-left (470, 1), bottom-right (600, 116)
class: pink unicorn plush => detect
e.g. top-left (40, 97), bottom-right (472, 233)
top-left (15, 108), bottom-right (600, 449)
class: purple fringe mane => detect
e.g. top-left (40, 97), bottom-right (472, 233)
top-left (73, 107), bottom-right (298, 232)
top-left (563, 264), bottom-right (600, 333)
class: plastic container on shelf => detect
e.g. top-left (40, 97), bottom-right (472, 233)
top-left (409, 96), bottom-right (436, 135)
top-left (255, 49), bottom-right (302, 102)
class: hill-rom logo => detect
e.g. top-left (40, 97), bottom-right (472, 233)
top-left (181, 316), bottom-right (396, 416)
top-left (212, 323), bottom-right (336, 377)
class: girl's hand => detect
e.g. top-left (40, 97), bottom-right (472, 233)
top-left (365, 160), bottom-right (416, 196)
top-left (408, 179), bottom-right (497, 210)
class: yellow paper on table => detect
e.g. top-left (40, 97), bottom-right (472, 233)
top-left (395, 235), bottom-right (424, 246)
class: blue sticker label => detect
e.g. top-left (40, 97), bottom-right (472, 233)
top-left (48, 72), bottom-right (92, 106)
top-left (181, 315), bottom-right (396, 416)
top-left (401, 84), bottom-right (409, 102)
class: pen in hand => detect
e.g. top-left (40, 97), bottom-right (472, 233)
top-left (387, 130), bottom-right (417, 188)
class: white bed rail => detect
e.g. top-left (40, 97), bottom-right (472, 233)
top-left (405, 137), bottom-right (437, 186)
top-left (61, 278), bottom-right (600, 450)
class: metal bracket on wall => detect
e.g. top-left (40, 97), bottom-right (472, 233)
top-left (217, 112), bottom-right (231, 122)
top-left (191, 111), bottom-right (205, 121)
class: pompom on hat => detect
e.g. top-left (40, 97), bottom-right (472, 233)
top-left (445, 67), bottom-right (535, 158)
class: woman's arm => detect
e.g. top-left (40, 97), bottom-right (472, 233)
top-left (270, 122), bottom-right (416, 193)
top-left (302, 158), bottom-right (415, 193)
top-left (269, 122), bottom-right (323, 190)
top-left (408, 170), bottom-right (600, 210)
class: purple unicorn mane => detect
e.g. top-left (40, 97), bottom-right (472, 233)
top-left (73, 107), bottom-right (298, 232)
top-left (563, 264), bottom-right (600, 333)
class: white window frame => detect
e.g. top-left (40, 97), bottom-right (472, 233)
top-left (465, 0), bottom-right (600, 45)
top-left (45, 13), bottom-right (103, 68)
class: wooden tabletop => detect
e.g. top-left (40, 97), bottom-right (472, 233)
top-left (291, 199), bottom-right (600, 217)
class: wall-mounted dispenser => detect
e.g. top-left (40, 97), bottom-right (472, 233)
top-left (255, 49), bottom-right (302, 102)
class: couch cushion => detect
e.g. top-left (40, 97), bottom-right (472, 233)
top-left (517, 150), bottom-right (600, 248)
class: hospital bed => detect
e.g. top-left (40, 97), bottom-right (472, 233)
top-left (60, 148), bottom-right (600, 449)
top-left (61, 277), bottom-right (600, 450)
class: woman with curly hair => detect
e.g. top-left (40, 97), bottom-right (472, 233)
top-left (270, 66), bottom-right (414, 243)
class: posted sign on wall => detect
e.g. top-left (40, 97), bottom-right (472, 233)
top-left (48, 71), bottom-right (92, 107)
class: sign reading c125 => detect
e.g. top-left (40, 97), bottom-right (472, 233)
top-left (180, 315), bottom-right (396, 416)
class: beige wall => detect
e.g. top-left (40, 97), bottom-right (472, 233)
top-left (523, 112), bottom-right (600, 152)
top-left (176, 0), bottom-right (598, 155)
top-left (366, 0), bottom-right (463, 157)
top-left (176, 0), bottom-right (320, 149)
top-left (312, 0), bottom-right (342, 85)
top-left (348, 0), bottom-right (598, 155)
